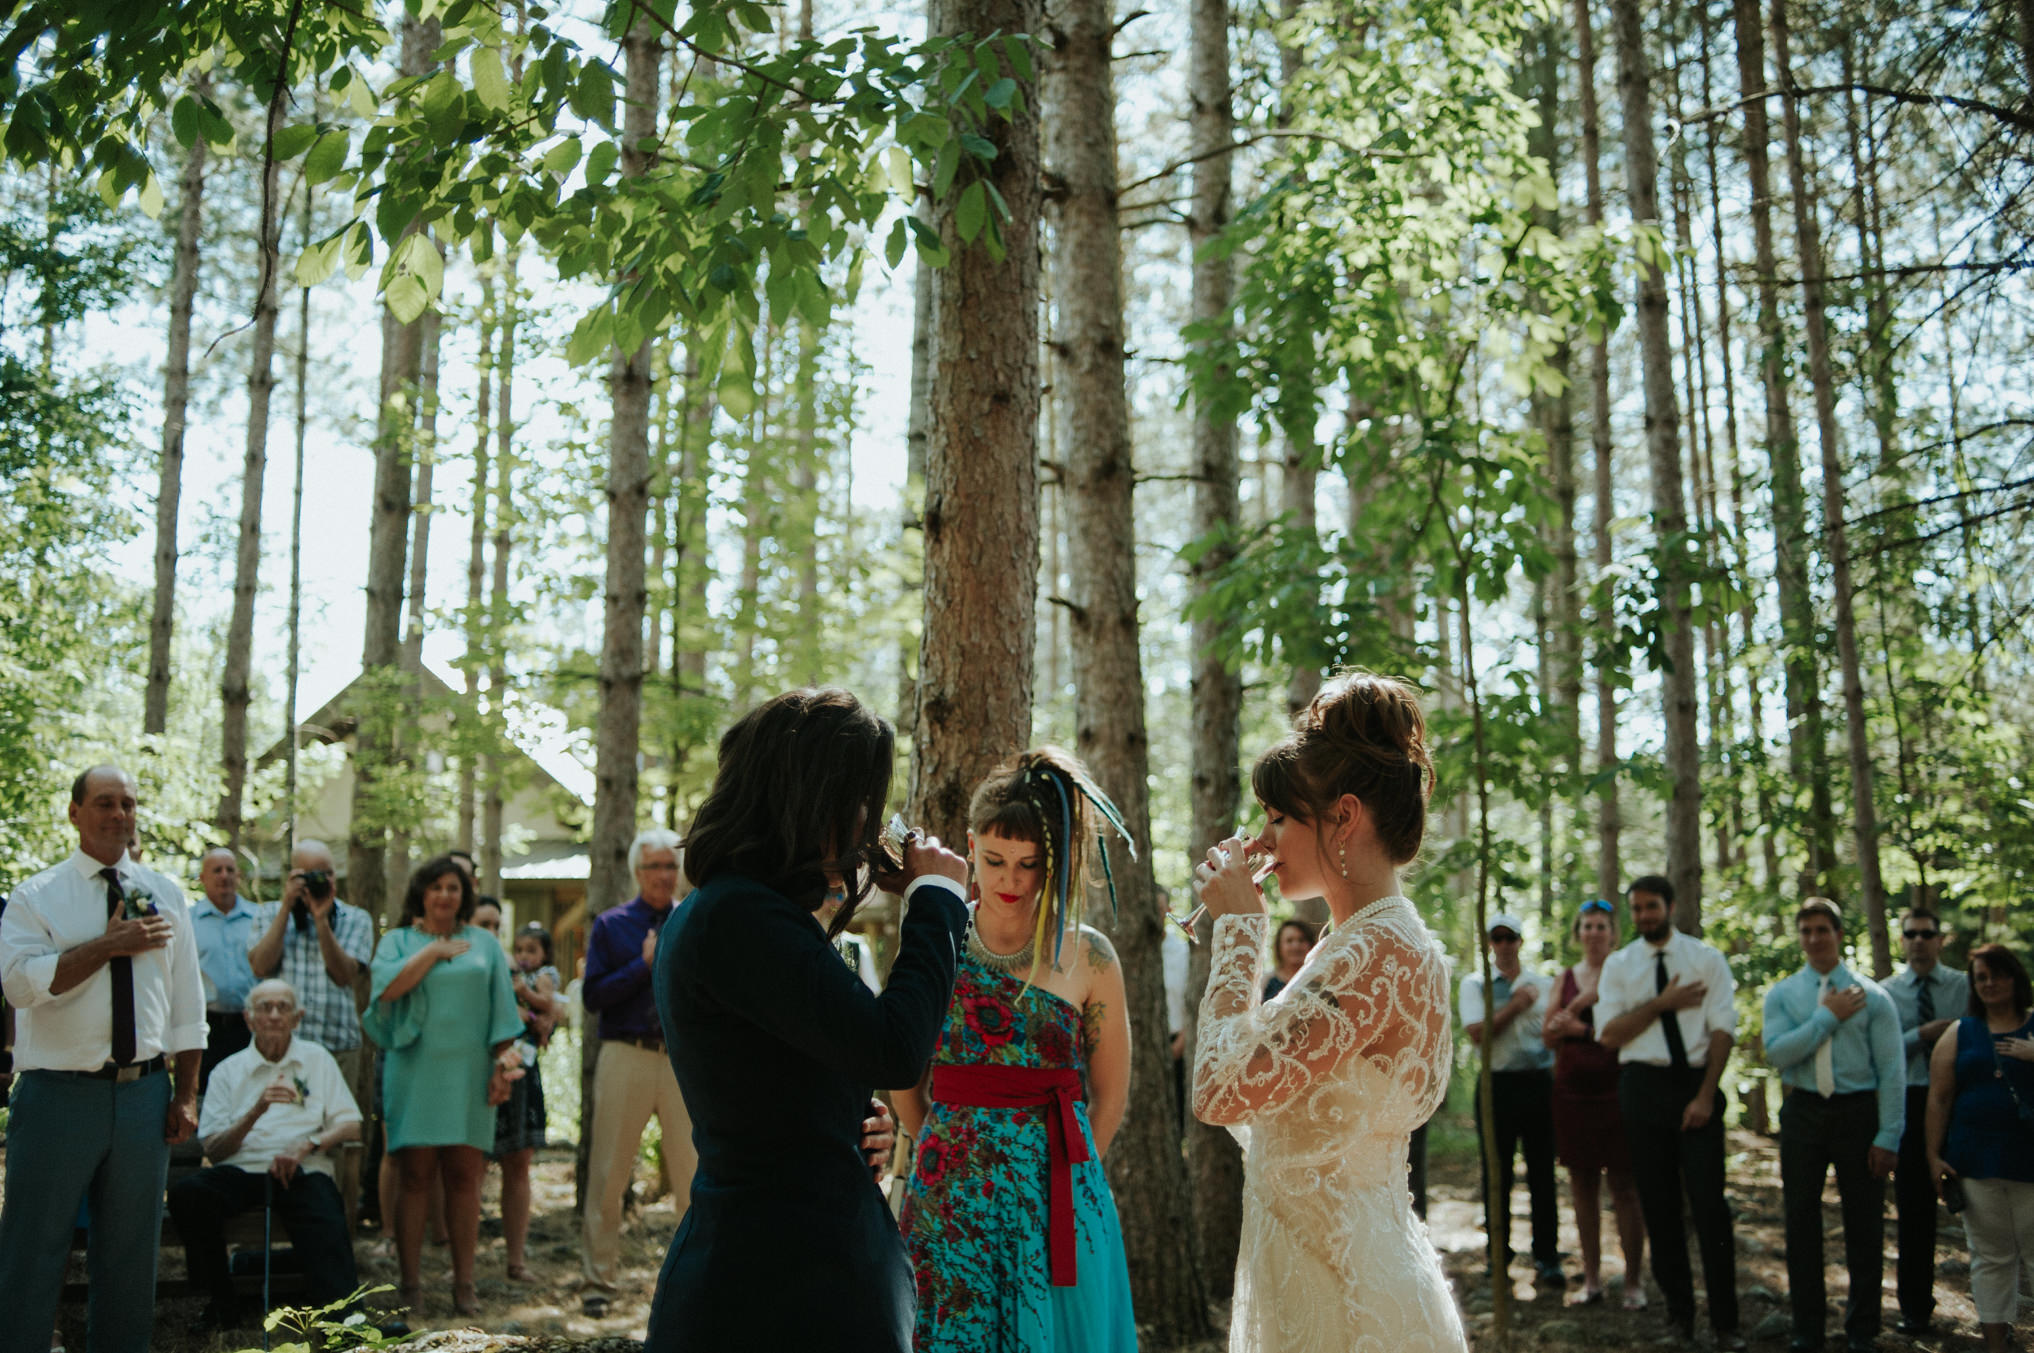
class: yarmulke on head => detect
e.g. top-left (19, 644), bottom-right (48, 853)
top-left (1249, 670), bottom-right (1433, 866)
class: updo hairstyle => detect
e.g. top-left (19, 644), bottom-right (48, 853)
top-left (1249, 671), bottom-right (1433, 865)
top-left (968, 746), bottom-right (1113, 958)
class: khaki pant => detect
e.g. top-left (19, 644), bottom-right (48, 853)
top-left (330, 1044), bottom-right (375, 1121)
top-left (580, 1039), bottom-right (695, 1293)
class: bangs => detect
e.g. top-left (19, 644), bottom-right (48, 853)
top-left (972, 796), bottom-right (1046, 845)
top-left (1249, 735), bottom-right (1317, 821)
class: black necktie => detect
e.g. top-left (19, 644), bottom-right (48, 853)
top-left (1918, 972), bottom-right (1935, 1023)
top-left (1656, 950), bottom-right (1689, 1071)
top-left (101, 867), bottom-right (137, 1065)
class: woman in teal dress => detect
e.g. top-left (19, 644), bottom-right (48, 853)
top-left (368, 855), bottom-right (524, 1318)
top-left (896, 748), bottom-right (1138, 1352)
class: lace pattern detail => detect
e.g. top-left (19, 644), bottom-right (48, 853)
top-left (1193, 901), bottom-right (1466, 1353)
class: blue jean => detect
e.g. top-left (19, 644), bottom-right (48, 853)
top-left (0, 1067), bottom-right (172, 1353)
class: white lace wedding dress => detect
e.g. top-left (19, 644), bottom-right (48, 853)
top-left (1194, 897), bottom-right (1466, 1353)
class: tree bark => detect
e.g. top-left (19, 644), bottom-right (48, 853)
top-left (403, 304), bottom-right (444, 672)
top-left (285, 176), bottom-right (314, 860)
top-left (1183, 0), bottom-right (1246, 1299)
top-left (1048, 0), bottom-right (1213, 1337)
top-left (1733, 0), bottom-right (1834, 892)
top-left (589, 10), bottom-right (660, 927)
top-left (1571, 0), bottom-right (1620, 901)
top-left (460, 268), bottom-right (496, 856)
top-left (1611, 0), bottom-right (1703, 929)
top-left (909, 0), bottom-right (1043, 845)
top-left (349, 15), bottom-right (436, 925)
top-left (1772, 0), bottom-right (1889, 973)
top-left (579, 13), bottom-right (660, 1214)
top-left (147, 102), bottom-right (207, 738)
top-left (218, 104), bottom-right (285, 851)
top-left (484, 242), bottom-right (518, 902)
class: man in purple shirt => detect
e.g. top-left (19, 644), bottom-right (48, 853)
top-left (579, 828), bottom-right (693, 1315)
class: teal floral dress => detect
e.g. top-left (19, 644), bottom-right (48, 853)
top-left (899, 945), bottom-right (1137, 1352)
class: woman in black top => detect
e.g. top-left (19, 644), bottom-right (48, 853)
top-left (645, 687), bottom-right (969, 1353)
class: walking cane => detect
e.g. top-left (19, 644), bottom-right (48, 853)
top-left (262, 1173), bottom-right (274, 1353)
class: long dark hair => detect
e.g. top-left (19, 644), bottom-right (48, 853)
top-left (402, 854), bottom-right (478, 925)
top-left (683, 688), bottom-right (894, 936)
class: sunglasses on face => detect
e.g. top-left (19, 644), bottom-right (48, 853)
top-left (1490, 932), bottom-right (1521, 944)
top-left (1903, 929), bottom-right (1940, 941)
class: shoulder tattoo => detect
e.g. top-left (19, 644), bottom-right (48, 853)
top-left (1083, 929), bottom-right (1117, 972)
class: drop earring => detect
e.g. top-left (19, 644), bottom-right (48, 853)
top-left (1337, 840), bottom-right (1351, 881)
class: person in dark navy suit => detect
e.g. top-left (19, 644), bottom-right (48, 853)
top-left (645, 687), bottom-right (970, 1353)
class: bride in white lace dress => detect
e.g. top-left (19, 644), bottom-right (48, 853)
top-left (1191, 672), bottom-right (1466, 1353)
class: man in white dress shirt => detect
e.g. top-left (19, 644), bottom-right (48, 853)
top-left (168, 978), bottom-right (365, 1333)
top-left (0, 765), bottom-right (207, 1353)
top-left (1595, 873), bottom-right (1744, 1349)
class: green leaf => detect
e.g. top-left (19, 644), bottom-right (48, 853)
top-left (959, 132), bottom-right (997, 161)
top-left (566, 308), bottom-right (616, 365)
top-left (983, 78), bottom-right (1016, 111)
top-left (883, 145), bottom-right (914, 195)
top-left (900, 110), bottom-right (949, 149)
top-left (716, 366), bottom-right (756, 419)
top-left (955, 179), bottom-right (986, 242)
top-left (1002, 35), bottom-right (1034, 85)
top-left (170, 97), bottom-right (199, 150)
top-left (294, 235), bottom-right (340, 287)
top-left (197, 102), bottom-right (236, 149)
top-left (543, 139), bottom-right (582, 177)
top-left (471, 46), bottom-right (512, 112)
top-left (304, 130), bottom-right (350, 185)
top-left (884, 216), bottom-right (909, 269)
top-left (385, 273), bottom-right (428, 325)
top-left (272, 123), bottom-right (317, 161)
top-left (136, 171), bottom-right (164, 220)
top-left (585, 140), bottom-right (619, 187)
top-left (932, 139), bottom-right (959, 196)
top-left (571, 64), bottom-right (616, 127)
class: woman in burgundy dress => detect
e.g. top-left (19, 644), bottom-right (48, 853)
top-left (1542, 898), bottom-right (1647, 1308)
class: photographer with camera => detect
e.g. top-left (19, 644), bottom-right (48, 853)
top-left (248, 840), bottom-right (374, 1113)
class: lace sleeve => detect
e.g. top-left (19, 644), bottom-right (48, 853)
top-left (1192, 911), bottom-right (1413, 1126)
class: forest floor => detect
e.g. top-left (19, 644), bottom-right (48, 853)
top-left (22, 1127), bottom-right (2024, 1352)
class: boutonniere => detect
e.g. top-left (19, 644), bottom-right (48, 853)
top-left (292, 1074), bottom-right (312, 1104)
top-left (123, 888), bottom-right (158, 921)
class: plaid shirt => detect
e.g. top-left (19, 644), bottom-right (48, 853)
top-left (245, 898), bottom-right (373, 1051)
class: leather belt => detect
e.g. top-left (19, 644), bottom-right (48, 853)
top-left (52, 1055), bottom-right (167, 1083)
top-left (612, 1033), bottom-right (665, 1052)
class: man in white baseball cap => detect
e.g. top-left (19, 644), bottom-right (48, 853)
top-left (1460, 910), bottom-right (1563, 1287)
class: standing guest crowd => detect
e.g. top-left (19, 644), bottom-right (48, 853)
top-left (2, 715), bottom-right (2032, 1353)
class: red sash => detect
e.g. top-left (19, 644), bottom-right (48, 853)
top-left (931, 1063), bottom-right (1089, 1287)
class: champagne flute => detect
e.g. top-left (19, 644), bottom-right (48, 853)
top-left (1170, 830), bottom-right (1270, 942)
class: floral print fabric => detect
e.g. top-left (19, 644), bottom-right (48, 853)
top-left (900, 949), bottom-right (1136, 1352)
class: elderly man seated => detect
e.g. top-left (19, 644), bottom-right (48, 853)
top-left (166, 978), bottom-right (364, 1333)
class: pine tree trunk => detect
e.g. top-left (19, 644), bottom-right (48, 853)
top-left (148, 106), bottom-right (208, 737)
top-left (910, 0), bottom-right (1043, 844)
top-left (1048, 1), bottom-right (1213, 1336)
top-left (349, 15), bottom-right (435, 924)
top-left (1733, 0), bottom-right (1834, 892)
top-left (285, 182), bottom-right (314, 861)
top-left (589, 10), bottom-right (659, 924)
top-left (461, 269), bottom-right (495, 856)
top-left (218, 106), bottom-right (285, 852)
top-left (403, 305), bottom-right (443, 671)
top-left (483, 245), bottom-right (517, 901)
top-left (1183, 0), bottom-right (1246, 1299)
top-left (1772, 0), bottom-right (1888, 972)
top-left (1572, 0), bottom-right (1620, 901)
top-left (579, 13), bottom-right (660, 1214)
top-left (1611, 0), bottom-right (1703, 929)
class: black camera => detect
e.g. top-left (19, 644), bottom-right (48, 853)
top-left (301, 870), bottom-right (334, 901)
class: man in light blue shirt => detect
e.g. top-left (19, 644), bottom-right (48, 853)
top-left (1460, 911), bottom-right (1561, 1285)
top-left (1879, 907), bottom-right (1966, 1334)
top-left (191, 848), bottom-right (257, 1089)
top-left (1761, 897), bottom-right (1904, 1353)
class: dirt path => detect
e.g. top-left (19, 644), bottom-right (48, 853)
top-left (1430, 1127), bottom-right (1999, 1351)
top-left (27, 1128), bottom-right (2018, 1351)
